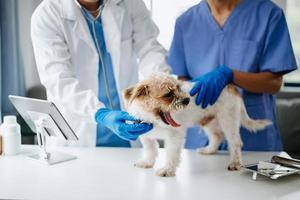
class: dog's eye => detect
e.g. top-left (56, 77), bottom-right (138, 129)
top-left (176, 85), bottom-right (181, 92)
top-left (163, 91), bottom-right (173, 98)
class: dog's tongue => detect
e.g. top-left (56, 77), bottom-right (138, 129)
top-left (163, 112), bottom-right (180, 127)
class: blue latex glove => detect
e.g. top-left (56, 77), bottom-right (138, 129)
top-left (95, 108), bottom-right (153, 141)
top-left (190, 65), bottom-right (233, 109)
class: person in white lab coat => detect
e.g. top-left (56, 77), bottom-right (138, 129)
top-left (31, 0), bottom-right (170, 147)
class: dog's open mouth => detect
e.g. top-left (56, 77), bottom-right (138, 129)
top-left (159, 111), bottom-right (181, 127)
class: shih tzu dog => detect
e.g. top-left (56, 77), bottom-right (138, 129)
top-left (122, 73), bottom-right (271, 177)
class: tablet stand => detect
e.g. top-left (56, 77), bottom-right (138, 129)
top-left (27, 118), bottom-right (77, 165)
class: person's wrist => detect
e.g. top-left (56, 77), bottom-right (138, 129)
top-left (95, 108), bottom-right (111, 123)
top-left (219, 65), bottom-right (233, 83)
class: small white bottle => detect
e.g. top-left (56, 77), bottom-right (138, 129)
top-left (0, 116), bottom-right (21, 155)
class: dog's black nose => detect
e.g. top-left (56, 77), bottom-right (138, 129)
top-left (182, 97), bottom-right (190, 105)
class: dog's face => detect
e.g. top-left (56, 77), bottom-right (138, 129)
top-left (123, 73), bottom-right (190, 127)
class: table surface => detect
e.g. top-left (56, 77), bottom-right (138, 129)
top-left (0, 145), bottom-right (299, 200)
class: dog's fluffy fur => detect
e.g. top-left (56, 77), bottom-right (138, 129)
top-left (123, 73), bottom-right (271, 177)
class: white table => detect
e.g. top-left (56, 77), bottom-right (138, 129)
top-left (0, 145), bottom-right (299, 200)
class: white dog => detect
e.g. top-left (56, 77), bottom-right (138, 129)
top-left (122, 73), bottom-right (271, 177)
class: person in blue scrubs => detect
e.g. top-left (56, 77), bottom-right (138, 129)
top-left (168, 0), bottom-right (297, 151)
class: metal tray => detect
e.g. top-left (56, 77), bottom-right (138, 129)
top-left (242, 162), bottom-right (300, 180)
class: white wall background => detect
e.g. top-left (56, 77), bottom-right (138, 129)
top-left (150, 0), bottom-right (199, 49)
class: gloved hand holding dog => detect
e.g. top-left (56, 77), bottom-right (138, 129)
top-left (190, 65), bottom-right (233, 109)
top-left (95, 108), bottom-right (153, 141)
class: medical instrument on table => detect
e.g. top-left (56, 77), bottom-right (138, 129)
top-left (242, 156), bottom-right (300, 180)
top-left (9, 95), bottom-right (78, 165)
top-left (271, 155), bottom-right (300, 169)
top-left (0, 116), bottom-right (21, 156)
top-left (266, 169), bottom-right (294, 175)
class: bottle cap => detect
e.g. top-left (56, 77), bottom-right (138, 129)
top-left (3, 116), bottom-right (17, 124)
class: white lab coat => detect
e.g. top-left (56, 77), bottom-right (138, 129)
top-left (31, 0), bottom-right (170, 147)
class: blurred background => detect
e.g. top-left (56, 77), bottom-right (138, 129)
top-left (0, 0), bottom-right (299, 152)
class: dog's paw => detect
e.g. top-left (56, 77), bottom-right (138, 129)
top-left (197, 147), bottom-right (217, 155)
top-left (134, 160), bottom-right (154, 168)
top-left (155, 167), bottom-right (176, 177)
top-left (227, 161), bottom-right (241, 171)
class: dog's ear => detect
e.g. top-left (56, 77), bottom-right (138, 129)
top-left (131, 84), bottom-right (149, 102)
top-left (123, 84), bottom-right (149, 105)
top-left (123, 86), bottom-right (135, 103)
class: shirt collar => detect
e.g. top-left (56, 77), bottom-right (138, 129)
top-left (62, 0), bottom-right (123, 21)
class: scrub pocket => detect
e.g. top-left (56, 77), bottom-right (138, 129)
top-left (229, 40), bottom-right (259, 72)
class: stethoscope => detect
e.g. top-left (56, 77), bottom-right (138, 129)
top-left (74, 0), bottom-right (115, 110)
top-left (74, 0), bottom-right (108, 19)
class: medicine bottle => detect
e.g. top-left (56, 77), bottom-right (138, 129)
top-left (0, 116), bottom-right (21, 155)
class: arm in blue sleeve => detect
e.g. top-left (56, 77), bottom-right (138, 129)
top-left (259, 10), bottom-right (297, 74)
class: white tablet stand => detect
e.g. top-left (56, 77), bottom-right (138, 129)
top-left (9, 95), bottom-right (79, 165)
top-left (28, 117), bottom-right (77, 165)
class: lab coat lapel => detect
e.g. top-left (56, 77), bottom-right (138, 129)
top-left (75, 17), bottom-right (97, 53)
top-left (61, 0), bottom-right (124, 90)
top-left (102, 0), bottom-right (124, 90)
top-left (62, 0), bottom-right (98, 55)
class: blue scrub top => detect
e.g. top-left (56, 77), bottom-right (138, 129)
top-left (168, 0), bottom-right (297, 151)
top-left (83, 9), bottom-right (130, 147)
